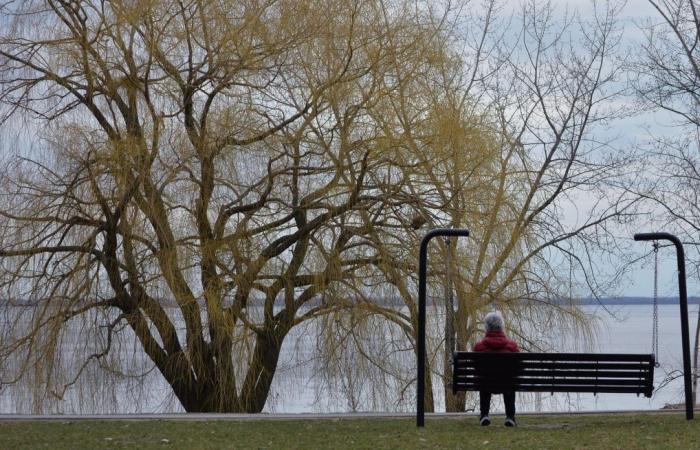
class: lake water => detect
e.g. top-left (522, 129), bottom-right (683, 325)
top-left (476, 304), bottom-right (699, 414)
top-left (0, 304), bottom-right (697, 414)
top-left (270, 304), bottom-right (699, 414)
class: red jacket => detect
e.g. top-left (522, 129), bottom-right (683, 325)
top-left (474, 331), bottom-right (519, 353)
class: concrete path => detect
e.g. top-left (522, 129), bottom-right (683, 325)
top-left (0, 409), bottom-right (695, 421)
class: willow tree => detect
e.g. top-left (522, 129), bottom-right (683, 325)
top-left (0, 0), bottom-right (456, 412)
top-left (309, 0), bottom-right (639, 414)
top-left (434, 0), bottom-right (637, 412)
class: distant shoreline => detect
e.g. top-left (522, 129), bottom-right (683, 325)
top-left (1, 296), bottom-right (698, 307)
top-left (577, 297), bottom-right (700, 305)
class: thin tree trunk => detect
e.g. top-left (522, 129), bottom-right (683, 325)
top-left (443, 237), bottom-right (456, 411)
top-left (414, 336), bottom-right (436, 413)
top-left (442, 237), bottom-right (467, 411)
top-left (425, 359), bottom-right (436, 413)
top-left (693, 306), bottom-right (700, 406)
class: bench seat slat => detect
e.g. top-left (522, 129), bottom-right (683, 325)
top-left (454, 384), bottom-right (652, 395)
top-left (455, 377), bottom-right (651, 386)
top-left (453, 352), bottom-right (654, 362)
top-left (454, 369), bottom-right (652, 379)
top-left (454, 361), bottom-right (653, 371)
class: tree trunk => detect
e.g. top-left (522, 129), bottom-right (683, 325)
top-left (447, 293), bottom-right (477, 412)
top-left (443, 237), bottom-right (467, 412)
top-left (414, 337), bottom-right (436, 413)
top-left (239, 326), bottom-right (289, 412)
top-left (443, 362), bottom-right (466, 411)
top-left (143, 321), bottom-right (290, 413)
top-left (425, 359), bottom-right (436, 413)
top-left (693, 306), bottom-right (700, 406)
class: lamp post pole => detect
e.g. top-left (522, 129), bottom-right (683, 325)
top-left (417, 228), bottom-right (470, 427)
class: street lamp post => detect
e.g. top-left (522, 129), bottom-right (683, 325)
top-left (417, 228), bottom-right (470, 427)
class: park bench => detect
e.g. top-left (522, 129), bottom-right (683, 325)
top-left (452, 352), bottom-right (655, 397)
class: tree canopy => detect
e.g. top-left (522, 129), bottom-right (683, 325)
top-left (0, 0), bottom-right (634, 413)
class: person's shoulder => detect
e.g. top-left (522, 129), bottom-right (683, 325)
top-left (504, 336), bottom-right (519, 352)
top-left (507, 339), bottom-right (520, 352)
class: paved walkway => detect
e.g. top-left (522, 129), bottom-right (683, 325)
top-left (0, 409), bottom-right (695, 421)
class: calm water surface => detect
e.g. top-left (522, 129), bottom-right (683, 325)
top-left (277, 304), bottom-right (700, 413)
top-left (0, 304), bottom-right (696, 414)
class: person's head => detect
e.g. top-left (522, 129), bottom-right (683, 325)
top-left (484, 311), bottom-right (504, 333)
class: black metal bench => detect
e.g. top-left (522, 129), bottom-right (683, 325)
top-left (452, 352), bottom-right (655, 397)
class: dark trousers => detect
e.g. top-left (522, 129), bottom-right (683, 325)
top-left (479, 391), bottom-right (515, 418)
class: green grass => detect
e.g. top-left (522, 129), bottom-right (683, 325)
top-left (0, 413), bottom-right (697, 449)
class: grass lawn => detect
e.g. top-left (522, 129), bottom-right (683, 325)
top-left (0, 412), bottom-right (697, 449)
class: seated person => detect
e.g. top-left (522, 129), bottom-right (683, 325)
top-left (473, 311), bottom-right (519, 427)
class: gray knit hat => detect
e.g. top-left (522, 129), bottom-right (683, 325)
top-left (484, 311), bottom-right (504, 332)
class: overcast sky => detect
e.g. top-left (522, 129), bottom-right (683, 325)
top-left (559, 0), bottom-right (700, 298)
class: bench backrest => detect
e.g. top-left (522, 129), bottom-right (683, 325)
top-left (452, 352), bottom-right (655, 398)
